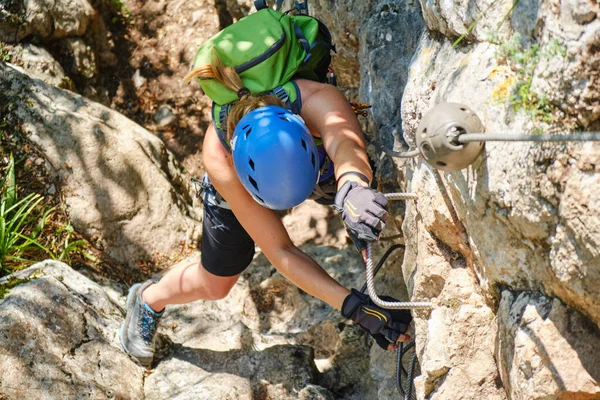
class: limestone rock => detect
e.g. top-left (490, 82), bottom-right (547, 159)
top-left (145, 345), bottom-right (319, 400)
top-left (397, 0), bottom-right (600, 398)
top-left (0, 261), bottom-right (143, 400)
top-left (498, 291), bottom-right (600, 399)
top-left (0, 0), bottom-right (95, 43)
top-left (5, 44), bottom-right (69, 88)
top-left (59, 37), bottom-right (98, 79)
top-left (0, 62), bottom-right (201, 267)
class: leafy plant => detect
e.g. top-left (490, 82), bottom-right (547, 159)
top-left (493, 33), bottom-right (566, 123)
top-left (0, 45), bottom-right (12, 62)
top-left (0, 155), bottom-right (47, 274)
top-left (108, 0), bottom-right (132, 22)
top-left (46, 221), bottom-right (88, 264)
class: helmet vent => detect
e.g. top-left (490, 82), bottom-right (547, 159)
top-left (243, 127), bottom-right (252, 138)
top-left (255, 194), bottom-right (264, 204)
top-left (248, 158), bottom-right (255, 171)
top-left (249, 176), bottom-right (259, 191)
top-left (301, 139), bottom-right (307, 151)
top-left (311, 152), bottom-right (316, 168)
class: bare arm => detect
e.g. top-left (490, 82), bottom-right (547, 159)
top-left (203, 123), bottom-right (350, 310)
top-left (298, 79), bottom-right (372, 189)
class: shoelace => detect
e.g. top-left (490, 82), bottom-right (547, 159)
top-left (138, 307), bottom-right (159, 345)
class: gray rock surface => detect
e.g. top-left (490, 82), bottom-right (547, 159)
top-left (0, 0), bottom-right (95, 42)
top-left (4, 43), bottom-right (69, 87)
top-left (145, 345), bottom-right (320, 400)
top-left (395, 0), bottom-right (600, 398)
top-left (0, 261), bottom-right (143, 400)
top-left (0, 62), bottom-right (201, 267)
top-left (147, 239), bottom-right (385, 400)
top-left (497, 291), bottom-right (600, 400)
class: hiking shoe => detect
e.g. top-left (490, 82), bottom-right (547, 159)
top-left (120, 280), bottom-right (164, 367)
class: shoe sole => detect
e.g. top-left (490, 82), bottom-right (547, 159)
top-left (119, 283), bottom-right (152, 367)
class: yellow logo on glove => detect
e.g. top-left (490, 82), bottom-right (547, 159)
top-left (361, 306), bottom-right (388, 322)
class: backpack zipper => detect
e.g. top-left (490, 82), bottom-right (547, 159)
top-left (234, 31), bottom-right (287, 74)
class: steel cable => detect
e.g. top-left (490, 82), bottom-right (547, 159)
top-left (366, 244), bottom-right (433, 309)
top-left (458, 131), bottom-right (600, 143)
top-left (385, 193), bottom-right (419, 201)
top-left (359, 243), bottom-right (419, 399)
top-left (382, 147), bottom-right (422, 159)
top-left (364, 193), bottom-right (433, 310)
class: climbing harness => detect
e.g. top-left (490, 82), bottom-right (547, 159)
top-left (360, 243), bottom-right (419, 400)
top-left (388, 102), bottom-right (600, 172)
top-left (191, 174), bottom-right (231, 209)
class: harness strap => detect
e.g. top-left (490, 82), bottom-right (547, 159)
top-left (191, 173), bottom-right (231, 209)
top-left (212, 103), bottom-right (231, 151)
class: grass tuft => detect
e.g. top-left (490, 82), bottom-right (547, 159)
top-left (491, 33), bottom-right (567, 124)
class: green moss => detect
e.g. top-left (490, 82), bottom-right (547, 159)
top-left (0, 276), bottom-right (31, 299)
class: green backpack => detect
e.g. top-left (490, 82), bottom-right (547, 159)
top-left (192, 7), bottom-right (334, 146)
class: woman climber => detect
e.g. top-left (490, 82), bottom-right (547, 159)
top-left (120, 6), bottom-right (412, 367)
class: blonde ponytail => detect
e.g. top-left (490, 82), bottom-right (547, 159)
top-left (183, 48), bottom-right (284, 139)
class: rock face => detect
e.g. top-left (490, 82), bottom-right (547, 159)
top-left (0, 63), bottom-right (201, 267)
top-left (0, 236), bottom-right (382, 399)
top-left (497, 291), bottom-right (600, 399)
top-left (0, 0), bottom-right (95, 43)
top-left (388, 0), bottom-right (600, 398)
top-left (0, 261), bottom-right (144, 399)
top-left (4, 44), bottom-right (69, 87)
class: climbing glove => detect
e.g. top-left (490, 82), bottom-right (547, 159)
top-left (334, 180), bottom-right (388, 251)
top-left (341, 289), bottom-right (412, 350)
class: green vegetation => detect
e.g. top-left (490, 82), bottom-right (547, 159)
top-left (452, 15), bottom-right (485, 48)
top-left (0, 153), bottom-right (97, 277)
top-left (492, 32), bottom-right (566, 124)
top-left (108, 0), bottom-right (132, 23)
top-left (0, 44), bottom-right (12, 62)
top-left (0, 275), bottom-right (33, 300)
top-left (452, 0), bottom-right (521, 48)
top-left (0, 154), bottom-right (46, 274)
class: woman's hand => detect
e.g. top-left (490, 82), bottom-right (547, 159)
top-left (334, 181), bottom-right (388, 258)
top-left (341, 289), bottom-right (412, 350)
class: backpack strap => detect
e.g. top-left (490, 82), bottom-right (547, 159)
top-left (211, 81), bottom-right (302, 152)
top-left (254, 0), bottom-right (268, 10)
top-left (293, 24), bottom-right (311, 61)
top-left (212, 102), bottom-right (232, 151)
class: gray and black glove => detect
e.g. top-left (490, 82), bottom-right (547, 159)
top-left (334, 180), bottom-right (388, 251)
top-left (342, 289), bottom-right (412, 350)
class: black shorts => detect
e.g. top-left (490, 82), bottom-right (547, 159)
top-left (201, 201), bottom-right (255, 277)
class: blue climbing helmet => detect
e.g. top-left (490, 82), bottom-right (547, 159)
top-left (231, 105), bottom-right (320, 210)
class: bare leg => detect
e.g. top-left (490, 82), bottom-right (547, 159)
top-left (142, 258), bottom-right (240, 312)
